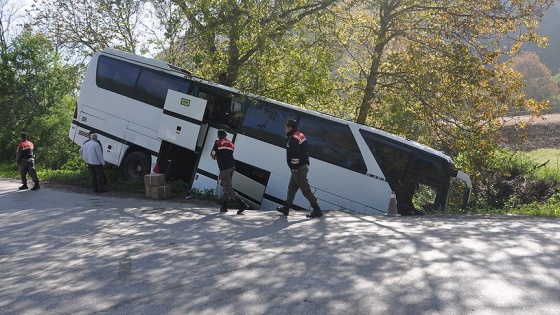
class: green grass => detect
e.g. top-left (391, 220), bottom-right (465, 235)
top-left (0, 161), bottom-right (98, 189)
top-left (0, 163), bottom-right (19, 178)
top-left (0, 162), bottom-right (217, 201)
top-left (522, 148), bottom-right (560, 180)
top-left (513, 149), bottom-right (560, 217)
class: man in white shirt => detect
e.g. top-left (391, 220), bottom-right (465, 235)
top-left (79, 133), bottom-right (107, 193)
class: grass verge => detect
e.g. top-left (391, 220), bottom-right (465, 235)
top-left (0, 162), bottom-right (218, 203)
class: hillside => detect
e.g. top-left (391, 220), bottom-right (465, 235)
top-left (524, 1), bottom-right (560, 73)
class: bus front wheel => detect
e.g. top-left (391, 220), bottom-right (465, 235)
top-left (122, 151), bottom-right (150, 180)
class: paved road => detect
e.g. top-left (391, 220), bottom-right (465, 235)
top-left (1, 178), bottom-right (560, 315)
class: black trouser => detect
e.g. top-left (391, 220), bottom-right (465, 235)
top-left (88, 164), bottom-right (105, 192)
top-left (19, 158), bottom-right (39, 185)
top-left (285, 164), bottom-right (318, 206)
top-left (219, 167), bottom-right (237, 200)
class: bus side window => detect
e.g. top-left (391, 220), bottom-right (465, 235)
top-left (228, 100), bottom-right (244, 128)
top-left (96, 56), bottom-right (140, 97)
top-left (240, 102), bottom-right (294, 146)
top-left (136, 70), bottom-right (191, 108)
top-left (299, 116), bottom-right (367, 173)
top-left (214, 97), bottom-right (231, 125)
top-left (200, 92), bottom-right (217, 121)
top-left (359, 129), bottom-right (411, 182)
top-left (136, 73), bottom-right (165, 107)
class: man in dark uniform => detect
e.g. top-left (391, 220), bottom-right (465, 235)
top-left (211, 129), bottom-right (249, 214)
top-left (15, 132), bottom-right (40, 190)
top-left (276, 119), bottom-right (323, 218)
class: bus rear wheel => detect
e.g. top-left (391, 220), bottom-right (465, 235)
top-left (122, 151), bottom-right (150, 180)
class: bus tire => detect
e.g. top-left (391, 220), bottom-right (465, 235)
top-left (122, 151), bottom-right (150, 180)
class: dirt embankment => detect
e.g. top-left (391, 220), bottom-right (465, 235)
top-left (500, 113), bottom-right (560, 151)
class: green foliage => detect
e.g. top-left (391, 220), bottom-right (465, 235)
top-left (33, 96), bottom-right (82, 169)
top-left (436, 149), bottom-right (560, 218)
top-left (39, 168), bottom-right (90, 186)
top-left (0, 28), bottom-right (81, 168)
top-left (327, 0), bottom-right (553, 179)
top-left (471, 149), bottom-right (558, 212)
top-left (106, 173), bottom-right (144, 192)
top-left (523, 148), bottom-right (560, 180)
top-left (0, 163), bottom-right (20, 178)
top-left (163, 0), bottom-right (339, 108)
top-left (184, 187), bottom-right (218, 201)
top-left (168, 180), bottom-right (217, 201)
top-left (410, 184), bottom-right (438, 214)
top-left (60, 151), bottom-right (89, 171)
top-left (169, 180), bottom-right (190, 197)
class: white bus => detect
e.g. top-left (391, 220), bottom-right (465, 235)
top-left (69, 48), bottom-right (472, 215)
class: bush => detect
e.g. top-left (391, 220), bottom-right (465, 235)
top-left (473, 150), bottom-right (558, 210)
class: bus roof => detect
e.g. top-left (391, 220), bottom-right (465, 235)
top-left (101, 48), bottom-right (192, 77)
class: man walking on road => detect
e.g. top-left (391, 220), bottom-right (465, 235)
top-left (276, 119), bottom-right (323, 218)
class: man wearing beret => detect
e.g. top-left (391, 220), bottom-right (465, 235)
top-left (276, 119), bottom-right (323, 218)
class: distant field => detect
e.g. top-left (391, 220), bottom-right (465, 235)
top-left (501, 113), bottom-right (560, 151)
top-left (502, 113), bottom-right (560, 179)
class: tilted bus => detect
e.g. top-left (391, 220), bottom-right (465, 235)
top-left (69, 48), bottom-right (472, 215)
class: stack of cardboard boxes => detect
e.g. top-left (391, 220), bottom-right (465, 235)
top-left (144, 173), bottom-right (172, 200)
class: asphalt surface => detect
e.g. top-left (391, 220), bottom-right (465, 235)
top-left (1, 178), bottom-right (560, 315)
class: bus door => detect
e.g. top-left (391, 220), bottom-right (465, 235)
top-left (156, 90), bottom-right (207, 183)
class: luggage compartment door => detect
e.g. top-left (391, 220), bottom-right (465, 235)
top-left (158, 90), bottom-right (207, 151)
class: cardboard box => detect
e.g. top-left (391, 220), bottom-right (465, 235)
top-left (144, 181), bottom-right (151, 197)
top-left (150, 185), bottom-right (172, 200)
top-left (144, 173), bottom-right (166, 187)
